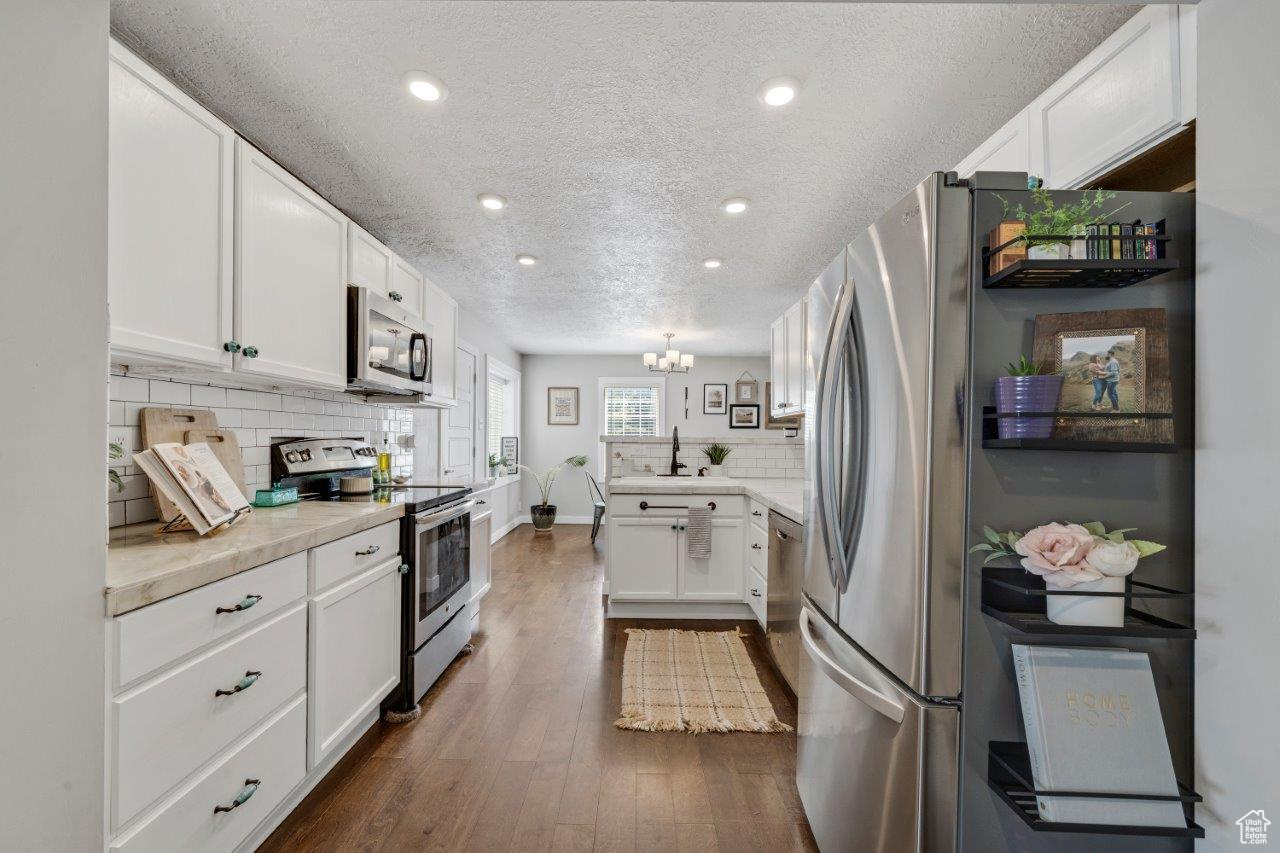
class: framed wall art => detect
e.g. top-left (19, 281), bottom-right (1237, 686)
top-left (703, 383), bottom-right (728, 415)
top-left (735, 372), bottom-right (759, 403)
top-left (729, 404), bottom-right (760, 429)
top-left (1031, 308), bottom-right (1172, 445)
top-left (547, 386), bottom-right (580, 425)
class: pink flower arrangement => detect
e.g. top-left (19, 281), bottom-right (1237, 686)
top-left (971, 521), bottom-right (1165, 590)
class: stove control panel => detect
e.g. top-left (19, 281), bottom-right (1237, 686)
top-left (271, 437), bottom-right (377, 479)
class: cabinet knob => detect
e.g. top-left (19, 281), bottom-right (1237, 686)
top-left (399, 563), bottom-right (410, 575)
top-left (389, 290), bottom-right (403, 302)
top-left (214, 670), bottom-right (261, 698)
top-left (215, 594), bottom-right (261, 615)
top-left (750, 589), bottom-right (762, 597)
top-left (751, 543), bottom-right (762, 550)
top-left (223, 340), bottom-right (241, 354)
top-left (214, 779), bottom-right (260, 814)
top-left (243, 346), bottom-right (259, 359)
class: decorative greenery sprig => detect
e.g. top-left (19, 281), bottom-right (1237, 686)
top-left (969, 521), bottom-right (1166, 565)
top-left (109, 440), bottom-right (125, 493)
top-left (702, 442), bottom-right (732, 465)
top-left (1005, 355), bottom-right (1046, 377)
top-left (520, 455), bottom-right (588, 506)
top-left (996, 187), bottom-right (1130, 244)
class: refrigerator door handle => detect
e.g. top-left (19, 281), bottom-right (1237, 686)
top-left (800, 608), bottom-right (905, 724)
top-left (836, 298), bottom-right (868, 589)
top-left (815, 279), bottom-right (855, 592)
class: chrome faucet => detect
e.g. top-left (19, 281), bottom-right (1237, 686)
top-left (670, 426), bottom-right (686, 476)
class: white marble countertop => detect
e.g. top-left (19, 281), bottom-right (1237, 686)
top-left (607, 476), bottom-right (803, 522)
top-left (106, 500), bottom-right (405, 616)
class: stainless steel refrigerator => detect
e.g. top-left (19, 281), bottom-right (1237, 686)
top-left (798, 172), bottom-right (971, 852)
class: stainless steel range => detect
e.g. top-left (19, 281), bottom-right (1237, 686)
top-left (270, 437), bottom-right (474, 715)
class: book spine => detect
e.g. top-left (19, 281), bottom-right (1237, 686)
top-left (1122, 223), bottom-right (1135, 260)
top-left (1110, 223), bottom-right (1121, 260)
top-left (1012, 646), bottom-right (1055, 822)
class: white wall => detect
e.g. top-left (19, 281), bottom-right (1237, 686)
top-left (1195, 0), bottom-right (1280, 845)
top-left (0, 0), bottom-right (108, 847)
top-left (520, 354), bottom-right (771, 518)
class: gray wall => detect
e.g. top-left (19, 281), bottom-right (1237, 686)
top-left (520, 354), bottom-right (770, 518)
top-left (0, 0), bottom-right (109, 847)
top-left (1195, 0), bottom-right (1280, 845)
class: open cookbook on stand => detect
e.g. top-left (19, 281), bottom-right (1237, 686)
top-left (133, 442), bottom-right (251, 534)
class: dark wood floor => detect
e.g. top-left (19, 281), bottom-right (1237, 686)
top-left (261, 524), bottom-right (815, 852)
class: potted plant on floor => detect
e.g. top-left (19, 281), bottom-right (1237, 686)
top-left (994, 355), bottom-right (1063, 440)
top-left (971, 521), bottom-right (1166, 627)
top-left (521, 455), bottom-right (588, 531)
top-left (487, 453), bottom-right (508, 479)
top-left (997, 186), bottom-right (1128, 259)
top-left (702, 442), bottom-right (731, 477)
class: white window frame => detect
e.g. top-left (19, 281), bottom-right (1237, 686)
top-left (597, 376), bottom-right (666, 478)
top-left (486, 355), bottom-right (521, 473)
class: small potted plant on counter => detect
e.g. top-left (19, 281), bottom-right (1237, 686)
top-left (702, 442), bottom-right (731, 477)
top-left (995, 356), bottom-right (1062, 440)
top-left (997, 186), bottom-right (1128, 260)
top-left (521, 455), bottom-right (588, 531)
top-left (487, 453), bottom-right (508, 479)
top-left (971, 521), bottom-right (1166, 627)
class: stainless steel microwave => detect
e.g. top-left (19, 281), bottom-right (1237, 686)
top-left (347, 285), bottom-right (431, 396)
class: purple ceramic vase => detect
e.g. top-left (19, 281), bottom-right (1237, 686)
top-left (995, 375), bottom-right (1063, 439)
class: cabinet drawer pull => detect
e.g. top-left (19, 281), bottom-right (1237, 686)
top-left (750, 589), bottom-right (762, 597)
top-left (751, 543), bottom-right (763, 550)
top-left (752, 510), bottom-right (763, 517)
top-left (214, 671), bottom-right (262, 697)
top-left (640, 500), bottom-right (716, 511)
top-left (215, 594), bottom-right (262, 615)
top-left (213, 779), bottom-right (260, 814)
top-left (355, 545), bottom-right (381, 556)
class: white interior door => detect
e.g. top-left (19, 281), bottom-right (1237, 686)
top-left (441, 344), bottom-right (476, 483)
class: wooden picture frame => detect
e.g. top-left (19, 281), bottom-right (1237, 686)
top-left (735, 375), bottom-right (759, 403)
top-left (703, 383), bottom-right (728, 415)
top-left (729, 404), bottom-right (760, 429)
top-left (546, 386), bottom-right (579, 425)
top-left (1031, 308), bottom-right (1172, 445)
top-left (764, 381), bottom-right (802, 430)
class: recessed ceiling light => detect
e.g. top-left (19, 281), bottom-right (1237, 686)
top-left (759, 76), bottom-right (799, 107)
top-left (516, 254), bottom-right (537, 266)
top-left (403, 71), bottom-right (448, 103)
top-left (703, 258), bottom-right (722, 269)
top-left (721, 197), bottom-right (749, 215)
top-left (478, 193), bottom-right (507, 210)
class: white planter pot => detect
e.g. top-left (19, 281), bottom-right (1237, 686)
top-left (1027, 242), bottom-right (1070, 260)
top-left (708, 464), bottom-right (724, 477)
top-left (1045, 575), bottom-right (1126, 627)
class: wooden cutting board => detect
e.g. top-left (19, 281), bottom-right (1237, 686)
top-left (184, 428), bottom-right (248, 500)
top-left (139, 407), bottom-right (219, 522)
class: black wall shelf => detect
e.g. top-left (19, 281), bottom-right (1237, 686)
top-left (981, 407), bottom-right (1177, 453)
top-left (988, 742), bottom-right (1204, 839)
top-left (984, 258), bottom-right (1179, 290)
top-left (981, 567), bottom-right (1195, 639)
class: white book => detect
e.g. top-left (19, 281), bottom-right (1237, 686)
top-left (133, 442), bottom-right (250, 534)
top-left (1011, 645), bottom-right (1185, 828)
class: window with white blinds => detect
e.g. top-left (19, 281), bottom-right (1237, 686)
top-left (601, 384), bottom-right (662, 437)
top-left (487, 374), bottom-right (508, 456)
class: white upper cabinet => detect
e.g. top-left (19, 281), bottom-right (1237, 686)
top-left (390, 255), bottom-right (425, 319)
top-left (108, 40), bottom-right (235, 370)
top-left (1033, 6), bottom-right (1185, 189)
top-left (234, 139), bottom-right (348, 390)
top-left (422, 278), bottom-right (458, 406)
top-left (954, 108), bottom-right (1033, 179)
top-left (770, 297), bottom-right (806, 418)
top-left (347, 222), bottom-right (393, 296)
top-left (770, 316), bottom-right (787, 418)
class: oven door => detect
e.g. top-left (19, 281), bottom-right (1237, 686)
top-left (348, 286), bottom-right (430, 395)
top-left (412, 500), bottom-right (473, 648)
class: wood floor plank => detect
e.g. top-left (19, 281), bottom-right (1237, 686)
top-left (465, 760), bottom-right (537, 851)
top-left (509, 761), bottom-right (571, 853)
top-left (634, 821), bottom-right (677, 853)
top-left (550, 823), bottom-right (596, 852)
top-left (674, 823), bottom-right (719, 853)
top-left (557, 761), bottom-right (603, 826)
top-left (634, 773), bottom-right (675, 824)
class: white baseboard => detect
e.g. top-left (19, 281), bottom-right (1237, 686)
top-left (512, 514), bottom-right (594, 527)
top-left (605, 600), bottom-right (756, 620)
top-left (492, 517), bottom-right (522, 542)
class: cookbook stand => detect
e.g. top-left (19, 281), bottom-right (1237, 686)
top-left (157, 505), bottom-right (251, 536)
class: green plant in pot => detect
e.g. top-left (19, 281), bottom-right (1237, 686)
top-left (997, 186), bottom-right (1129, 260)
top-left (521, 455), bottom-right (588, 531)
top-left (487, 453), bottom-right (508, 478)
top-left (995, 356), bottom-right (1063, 440)
top-left (702, 442), bottom-right (731, 477)
top-left (108, 440), bottom-right (125, 494)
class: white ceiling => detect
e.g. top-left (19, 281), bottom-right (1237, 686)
top-left (110, 1), bottom-right (1135, 356)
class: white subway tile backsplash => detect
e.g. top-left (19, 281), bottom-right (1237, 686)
top-left (109, 401), bottom-right (124, 426)
top-left (108, 502), bottom-right (125, 528)
top-left (149, 380), bottom-right (191, 405)
top-left (268, 411), bottom-right (291, 429)
top-left (189, 384), bottom-right (227, 407)
top-left (242, 409), bottom-right (270, 428)
top-left (258, 392), bottom-right (283, 411)
top-left (210, 408), bottom-right (242, 427)
top-left (111, 375), bottom-right (150, 402)
top-left (283, 395), bottom-right (306, 413)
top-left (226, 388), bottom-right (258, 408)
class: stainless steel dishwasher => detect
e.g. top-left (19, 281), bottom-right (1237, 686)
top-left (766, 510), bottom-right (804, 693)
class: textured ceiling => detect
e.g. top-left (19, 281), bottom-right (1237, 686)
top-left (110, 1), bottom-right (1135, 356)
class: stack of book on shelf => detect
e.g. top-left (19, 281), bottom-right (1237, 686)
top-left (134, 442), bottom-right (251, 534)
top-left (1012, 644), bottom-right (1185, 828)
top-left (1083, 219), bottom-right (1165, 261)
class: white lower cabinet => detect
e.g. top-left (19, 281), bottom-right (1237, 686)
top-left (609, 517), bottom-right (681, 600)
top-left (746, 564), bottom-right (768, 629)
top-left (110, 697), bottom-right (306, 853)
top-left (607, 501), bottom-right (747, 604)
top-left (307, 557), bottom-right (400, 768)
top-left (677, 518), bottom-right (745, 601)
top-left (470, 511), bottom-right (493, 608)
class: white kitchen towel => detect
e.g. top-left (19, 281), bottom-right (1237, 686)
top-left (685, 506), bottom-right (713, 559)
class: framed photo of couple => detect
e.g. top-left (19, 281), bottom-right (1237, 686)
top-left (1032, 308), bottom-right (1173, 446)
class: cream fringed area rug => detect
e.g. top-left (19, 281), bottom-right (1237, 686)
top-left (615, 628), bottom-right (793, 733)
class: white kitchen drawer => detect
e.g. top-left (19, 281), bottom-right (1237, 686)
top-left (607, 494), bottom-right (743, 518)
top-left (749, 500), bottom-right (769, 530)
top-left (112, 604), bottom-right (306, 830)
top-left (748, 521), bottom-right (768, 575)
top-left (746, 564), bottom-right (767, 628)
top-left (110, 696), bottom-right (306, 853)
top-left (309, 519), bottom-right (400, 592)
top-left (113, 552), bottom-right (307, 689)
